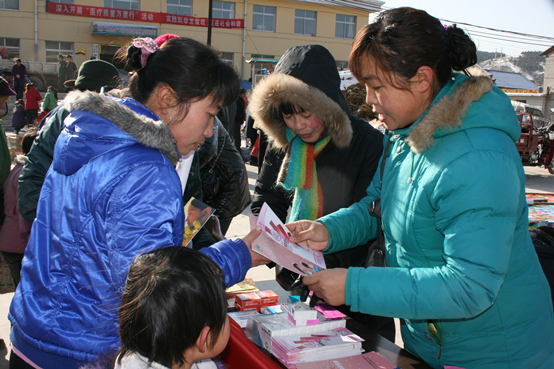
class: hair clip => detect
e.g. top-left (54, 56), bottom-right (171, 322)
top-left (443, 24), bottom-right (449, 34)
top-left (132, 37), bottom-right (160, 69)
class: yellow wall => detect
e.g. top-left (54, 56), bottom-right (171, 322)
top-left (0, 0), bottom-right (376, 79)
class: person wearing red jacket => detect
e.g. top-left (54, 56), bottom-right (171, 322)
top-left (24, 83), bottom-right (41, 126)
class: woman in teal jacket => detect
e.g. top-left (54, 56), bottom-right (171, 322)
top-left (288, 8), bottom-right (554, 369)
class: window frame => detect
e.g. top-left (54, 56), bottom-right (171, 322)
top-left (103, 0), bottom-right (139, 11)
top-left (335, 14), bottom-right (356, 39)
top-left (294, 9), bottom-right (316, 36)
top-left (45, 40), bottom-right (74, 63)
top-left (48, 0), bottom-right (74, 4)
top-left (0, 38), bottom-right (20, 59)
top-left (167, 0), bottom-right (192, 16)
top-left (212, 1), bottom-right (235, 19)
top-left (0, 0), bottom-right (19, 11)
top-left (252, 5), bottom-right (276, 32)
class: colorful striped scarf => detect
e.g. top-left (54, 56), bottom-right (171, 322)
top-left (278, 128), bottom-right (331, 221)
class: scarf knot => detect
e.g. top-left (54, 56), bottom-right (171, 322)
top-left (278, 128), bottom-right (330, 221)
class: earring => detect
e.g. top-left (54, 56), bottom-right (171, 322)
top-left (165, 110), bottom-right (172, 125)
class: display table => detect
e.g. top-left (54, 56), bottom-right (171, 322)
top-left (222, 311), bottom-right (432, 369)
top-left (345, 318), bottom-right (433, 369)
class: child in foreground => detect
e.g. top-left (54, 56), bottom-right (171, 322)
top-left (83, 246), bottom-right (229, 369)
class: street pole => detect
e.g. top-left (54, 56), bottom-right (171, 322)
top-left (207, 0), bottom-right (213, 46)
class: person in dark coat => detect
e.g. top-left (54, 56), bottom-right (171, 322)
top-left (11, 59), bottom-right (26, 100)
top-left (249, 44), bottom-right (393, 341)
top-left (231, 88), bottom-right (246, 152)
top-left (245, 107), bottom-right (268, 171)
top-left (57, 55), bottom-right (67, 92)
top-left (198, 117), bottom-right (251, 235)
top-left (64, 55), bottom-right (77, 92)
top-left (11, 99), bottom-right (26, 133)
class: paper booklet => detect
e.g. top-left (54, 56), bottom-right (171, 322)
top-left (182, 197), bottom-right (215, 247)
top-left (294, 351), bottom-right (400, 369)
top-left (249, 203), bottom-right (326, 276)
top-left (271, 327), bottom-right (364, 366)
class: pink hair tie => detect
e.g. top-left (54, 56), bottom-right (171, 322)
top-left (132, 37), bottom-right (159, 69)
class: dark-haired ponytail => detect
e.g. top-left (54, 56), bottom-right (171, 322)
top-left (124, 44), bottom-right (145, 71)
top-left (445, 24), bottom-right (477, 72)
top-left (350, 7), bottom-right (478, 93)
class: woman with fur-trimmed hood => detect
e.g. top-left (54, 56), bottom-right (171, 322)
top-left (249, 45), bottom-right (392, 339)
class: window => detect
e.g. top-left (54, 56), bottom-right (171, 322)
top-left (48, 0), bottom-right (74, 3)
top-left (0, 0), bottom-right (19, 10)
top-left (336, 60), bottom-right (349, 70)
top-left (220, 52), bottom-right (234, 65)
top-left (0, 38), bottom-right (20, 59)
top-left (252, 5), bottom-right (275, 32)
top-left (336, 14), bottom-right (355, 39)
top-left (212, 1), bottom-right (234, 19)
top-left (103, 0), bottom-right (139, 10)
top-left (294, 10), bottom-right (316, 36)
top-left (45, 41), bottom-right (74, 63)
top-left (167, 0), bottom-right (191, 16)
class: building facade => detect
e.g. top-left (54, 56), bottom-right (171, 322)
top-left (0, 0), bottom-right (383, 82)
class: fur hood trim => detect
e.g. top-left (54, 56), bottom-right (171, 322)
top-left (64, 91), bottom-right (180, 166)
top-left (406, 76), bottom-right (493, 154)
top-left (249, 73), bottom-right (352, 149)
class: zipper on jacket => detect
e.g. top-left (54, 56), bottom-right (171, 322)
top-left (427, 319), bottom-right (443, 360)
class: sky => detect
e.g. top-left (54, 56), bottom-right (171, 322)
top-left (375, 0), bottom-right (554, 56)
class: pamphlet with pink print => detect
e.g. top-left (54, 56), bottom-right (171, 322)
top-left (250, 203), bottom-right (326, 276)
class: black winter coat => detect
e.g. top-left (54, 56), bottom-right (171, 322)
top-left (199, 118), bottom-right (251, 221)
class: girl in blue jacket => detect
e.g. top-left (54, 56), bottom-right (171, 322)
top-left (8, 35), bottom-right (268, 369)
top-left (287, 7), bottom-right (554, 369)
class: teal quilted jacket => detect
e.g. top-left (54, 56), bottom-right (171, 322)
top-left (319, 73), bottom-right (554, 368)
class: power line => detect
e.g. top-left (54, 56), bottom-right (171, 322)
top-left (441, 19), bottom-right (554, 42)
top-left (377, 5), bottom-right (554, 52)
top-left (465, 30), bottom-right (554, 48)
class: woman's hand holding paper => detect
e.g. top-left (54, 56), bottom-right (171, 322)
top-left (286, 220), bottom-right (329, 251)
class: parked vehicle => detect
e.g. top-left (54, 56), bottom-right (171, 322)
top-left (512, 101), bottom-right (548, 127)
top-left (516, 112), bottom-right (554, 173)
top-left (0, 59), bottom-right (59, 92)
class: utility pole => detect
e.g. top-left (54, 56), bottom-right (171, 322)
top-left (207, 0), bottom-right (213, 45)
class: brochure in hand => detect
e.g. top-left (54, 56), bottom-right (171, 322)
top-left (182, 197), bottom-right (215, 246)
top-left (250, 203), bottom-right (326, 276)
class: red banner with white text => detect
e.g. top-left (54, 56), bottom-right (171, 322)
top-left (47, 3), bottom-right (244, 29)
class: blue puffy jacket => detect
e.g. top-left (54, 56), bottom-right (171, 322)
top-left (9, 91), bottom-right (251, 368)
top-left (319, 74), bottom-right (554, 368)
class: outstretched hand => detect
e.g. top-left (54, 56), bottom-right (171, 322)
top-left (242, 227), bottom-right (271, 268)
top-left (303, 268), bottom-right (348, 306)
top-left (286, 220), bottom-right (329, 251)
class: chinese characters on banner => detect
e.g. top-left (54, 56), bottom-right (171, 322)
top-left (47, 3), bottom-right (244, 29)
